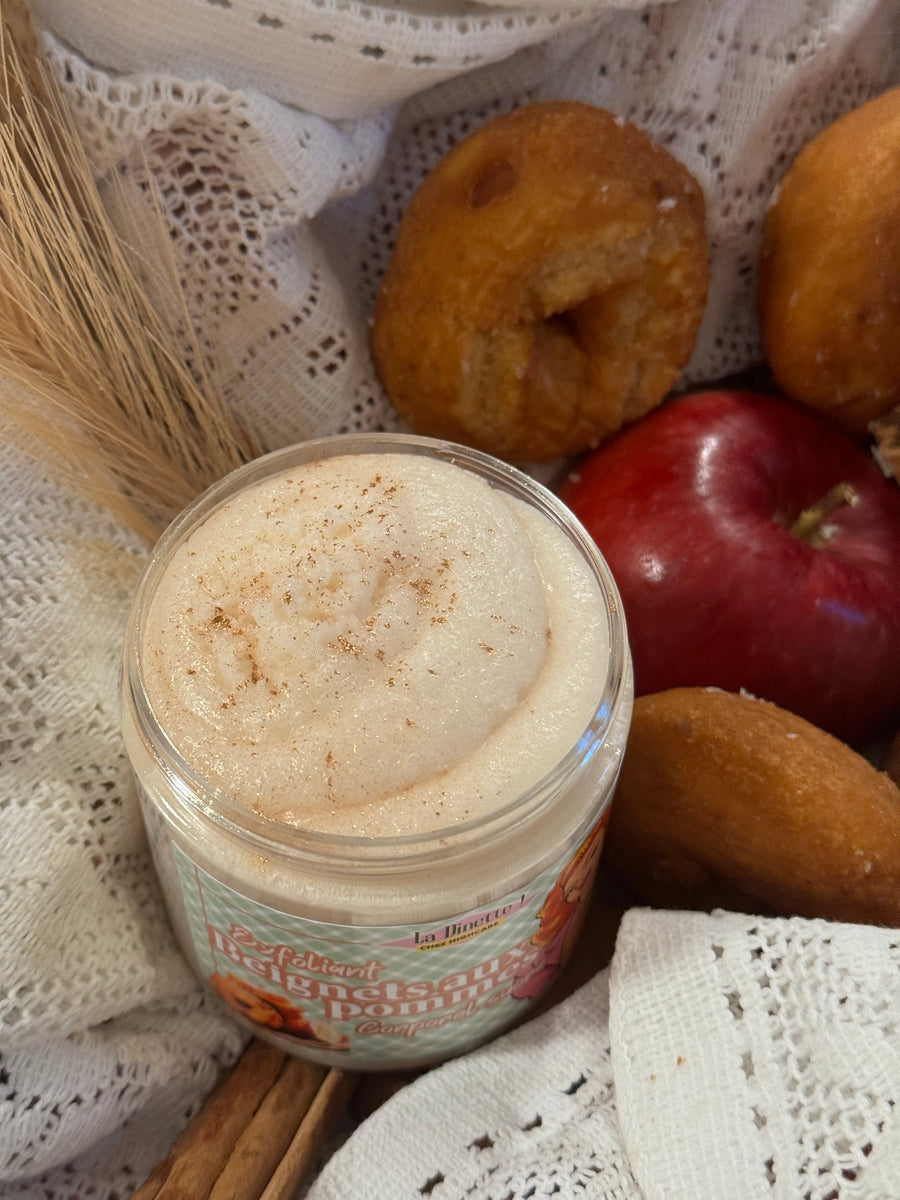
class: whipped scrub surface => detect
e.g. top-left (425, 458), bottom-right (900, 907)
top-left (142, 452), bottom-right (609, 838)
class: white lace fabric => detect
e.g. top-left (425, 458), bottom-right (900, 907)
top-left (0, 440), bottom-right (249, 1190)
top-left (1, 0), bottom-right (899, 1195)
top-left (32, 0), bottom-right (654, 119)
top-left (306, 910), bottom-right (900, 1200)
top-left (308, 957), bottom-right (639, 1200)
top-left (611, 912), bottom-right (900, 1199)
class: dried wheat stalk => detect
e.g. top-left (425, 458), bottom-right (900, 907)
top-left (0, 0), bottom-right (254, 541)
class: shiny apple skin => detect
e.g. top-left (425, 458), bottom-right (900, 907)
top-left (561, 390), bottom-right (900, 745)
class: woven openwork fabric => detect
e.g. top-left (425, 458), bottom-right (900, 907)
top-left (1, 0), bottom-right (898, 1194)
top-left (306, 910), bottom-right (900, 1200)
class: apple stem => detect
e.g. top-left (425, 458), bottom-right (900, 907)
top-left (789, 481), bottom-right (859, 544)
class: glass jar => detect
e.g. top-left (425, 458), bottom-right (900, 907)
top-left (122, 433), bottom-right (632, 1071)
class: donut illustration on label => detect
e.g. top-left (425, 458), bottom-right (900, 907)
top-left (209, 971), bottom-right (350, 1051)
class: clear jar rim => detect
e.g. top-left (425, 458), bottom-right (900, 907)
top-left (122, 432), bottom-right (629, 870)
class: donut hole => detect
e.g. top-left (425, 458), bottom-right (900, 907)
top-left (519, 243), bottom-right (689, 447)
top-left (543, 308), bottom-right (587, 352)
top-left (544, 285), bottom-right (643, 352)
top-left (530, 270), bottom-right (651, 387)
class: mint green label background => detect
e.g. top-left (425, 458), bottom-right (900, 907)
top-left (174, 836), bottom-right (596, 1064)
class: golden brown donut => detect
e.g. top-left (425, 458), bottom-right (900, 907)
top-left (603, 687), bottom-right (900, 926)
top-left (370, 102), bottom-right (708, 462)
top-left (758, 88), bottom-right (900, 433)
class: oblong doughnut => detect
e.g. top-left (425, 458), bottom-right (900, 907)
top-left (603, 687), bottom-right (900, 926)
top-left (370, 102), bottom-right (709, 462)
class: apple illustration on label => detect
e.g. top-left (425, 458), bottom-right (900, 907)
top-left (561, 390), bottom-right (900, 745)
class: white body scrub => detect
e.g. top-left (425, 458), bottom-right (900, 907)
top-left (124, 435), bottom-right (632, 1070)
top-left (142, 453), bottom-right (607, 837)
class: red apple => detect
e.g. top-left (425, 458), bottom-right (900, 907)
top-left (560, 389), bottom-right (900, 745)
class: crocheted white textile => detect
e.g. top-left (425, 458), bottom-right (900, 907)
top-left (0, 439), bottom-right (248, 1193)
top-left (1, 0), bottom-right (898, 1194)
top-left (306, 909), bottom-right (900, 1200)
top-left (610, 910), bottom-right (900, 1200)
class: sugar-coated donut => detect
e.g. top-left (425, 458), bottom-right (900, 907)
top-left (370, 102), bottom-right (709, 462)
top-left (758, 88), bottom-right (900, 433)
top-left (603, 688), bottom-right (900, 926)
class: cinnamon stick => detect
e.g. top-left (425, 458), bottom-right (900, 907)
top-left (132, 1041), bottom-right (286, 1200)
top-left (260, 1070), bottom-right (358, 1200)
top-left (209, 1058), bottom-right (329, 1200)
top-left (133, 1043), bottom-right (358, 1200)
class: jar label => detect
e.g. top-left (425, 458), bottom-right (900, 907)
top-left (173, 815), bottom-right (608, 1066)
